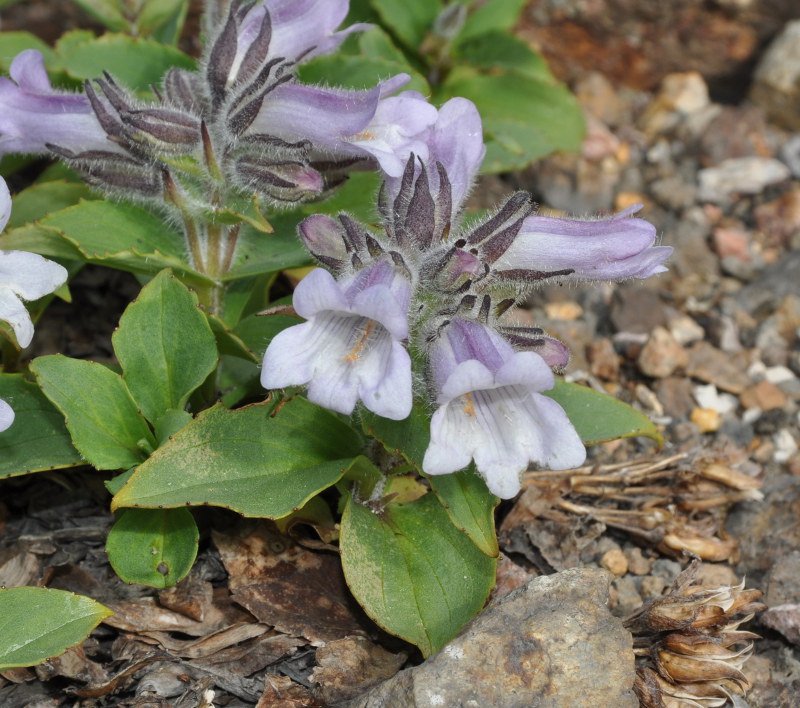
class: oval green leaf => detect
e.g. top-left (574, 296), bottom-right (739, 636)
top-left (427, 466), bottom-right (499, 557)
top-left (543, 379), bottom-right (664, 446)
top-left (340, 492), bottom-right (496, 657)
top-left (0, 374), bottom-right (83, 479)
top-left (0, 587), bottom-right (112, 670)
top-left (31, 355), bottom-right (156, 470)
top-left (106, 508), bottom-right (198, 588)
top-left (39, 200), bottom-right (210, 285)
top-left (113, 270), bottom-right (218, 424)
top-left (53, 31), bottom-right (195, 90)
top-left (112, 398), bottom-right (362, 518)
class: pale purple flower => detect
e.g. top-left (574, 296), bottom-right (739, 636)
top-left (231, 0), bottom-right (369, 72)
top-left (494, 204), bottom-right (672, 283)
top-left (250, 78), bottom-right (438, 178)
top-left (383, 97), bottom-right (485, 215)
top-left (0, 178), bottom-right (68, 349)
top-left (0, 50), bottom-right (121, 157)
top-left (261, 260), bottom-right (412, 419)
top-left (423, 318), bottom-right (586, 498)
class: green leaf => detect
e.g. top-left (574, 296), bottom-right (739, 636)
top-left (360, 396), bottom-right (432, 471)
top-left (69, 0), bottom-right (128, 31)
top-left (112, 398), bottom-right (363, 518)
top-left (340, 492), bottom-right (496, 657)
top-left (53, 31), bottom-right (195, 91)
top-left (0, 587), bottom-right (112, 670)
top-left (298, 29), bottom-right (430, 95)
top-left (106, 508), bottom-right (198, 588)
top-left (0, 375), bottom-right (83, 479)
top-left (369, 0), bottom-right (442, 50)
top-left (544, 379), bottom-right (664, 446)
top-left (458, 0), bottom-right (526, 41)
top-left (39, 200), bottom-right (210, 284)
top-left (7, 181), bottom-right (98, 229)
top-left (438, 66), bottom-right (585, 173)
top-left (113, 270), bottom-right (218, 424)
top-left (0, 224), bottom-right (84, 261)
top-left (223, 223), bottom-right (311, 282)
top-left (31, 355), bottom-right (156, 470)
top-left (138, 0), bottom-right (190, 43)
top-left (0, 32), bottom-right (56, 72)
top-left (427, 466), bottom-right (499, 557)
top-left (454, 32), bottom-right (551, 78)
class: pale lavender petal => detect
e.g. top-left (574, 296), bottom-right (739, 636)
top-left (260, 320), bottom-right (319, 388)
top-left (359, 339), bottom-right (412, 419)
top-left (0, 177), bottom-right (9, 232)
top-left (0, 50), bottom-right (118, 157)
top-left (0, 398), bottom-right (14, 433)
top-left (499, 208), bottom-right (672, 282)
top-left (351, 283), bottom-right (410, 339)
top-left (347, 91), bottom-right (438, 178)
top-left (428, 97), bottom-right (485, 209)
top-left (0, 287), bottom-right (34, 348)
top-left (423, 403), bottom-right (477, 476)
top-left (0, 250), bottom-right (68, 301)
top-left (249, 81), bottom-right (385, 148)
top-left (291, 267), bottom-right (349, 319)
top-left (267, 0), bottom-right (368, 61)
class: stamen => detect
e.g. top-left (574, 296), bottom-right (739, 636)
top-left (462, 391), bottom-right (476, 417)
top-left (344, 320), bottom-right (376, 362)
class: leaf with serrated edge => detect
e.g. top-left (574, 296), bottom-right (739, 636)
top-left (340, 492), bottom-right (496, 657)
top-left (0, 587), bottom-right (112, 670)
top-left (112, 398), bottom-right (362, 518)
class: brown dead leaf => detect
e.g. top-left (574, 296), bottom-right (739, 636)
top-left (104, 587), bottom-right (252, 636)
top-left (311, 636), bottom-right (406, 704)
top-left (158, 573), bottom-right (213, 622)
top-left (213, 521), bottom-right (369, 643)
top-left (257, 675), bottom-right (326, 708)
top-left (34, 645), bottom-right (108, 684)
top-left (190, 632), bottom-right (305, 675)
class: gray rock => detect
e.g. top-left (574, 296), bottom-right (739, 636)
top-left (749, 20), bottom-right (800, 131)
top-left (344, 569), bottom-right (637, 708)
top-left (736, 250), bottom-right (800, 317)
top-left (697, 157), bottom-right (790, 203)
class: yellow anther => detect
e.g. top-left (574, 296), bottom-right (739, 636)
top-left (344, 320), bottom-right (376, 362)
top-left (462, 392), bottom-right (476, 417)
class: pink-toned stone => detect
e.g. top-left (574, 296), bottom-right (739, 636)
top-left (638, 326), bottom-right (689, 378)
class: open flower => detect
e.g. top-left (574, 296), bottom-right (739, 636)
top-left (261, 260), bottom-right (412, 419)
top-left (0, 177), bottom-right (68, 432)
top-left (0, 179), bottom-right (68, 348)
top-left (423, 318), bottom-right (586, 498)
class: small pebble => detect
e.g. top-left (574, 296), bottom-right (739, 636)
top-left (691, 407), bottom-right (722, 433)
top-left (600, 549), bottom-right (629, 577)
top-left (624, 547), bottom-right (652, 576)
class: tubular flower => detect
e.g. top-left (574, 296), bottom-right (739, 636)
top-left (0, 0), bottom-right (436, 207)
top-left (261, 260), bottom-right (412, 420)
top-left (0, 177), bottom-right (68, 432)
top-left (262, 95), bottom-right (671, 495)
top-left (423, 318), bottom-right (586, 498)
top-left (0, 50), bottom-right (118, 157)
top-left (493, 204), bottom-right (671, 284)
